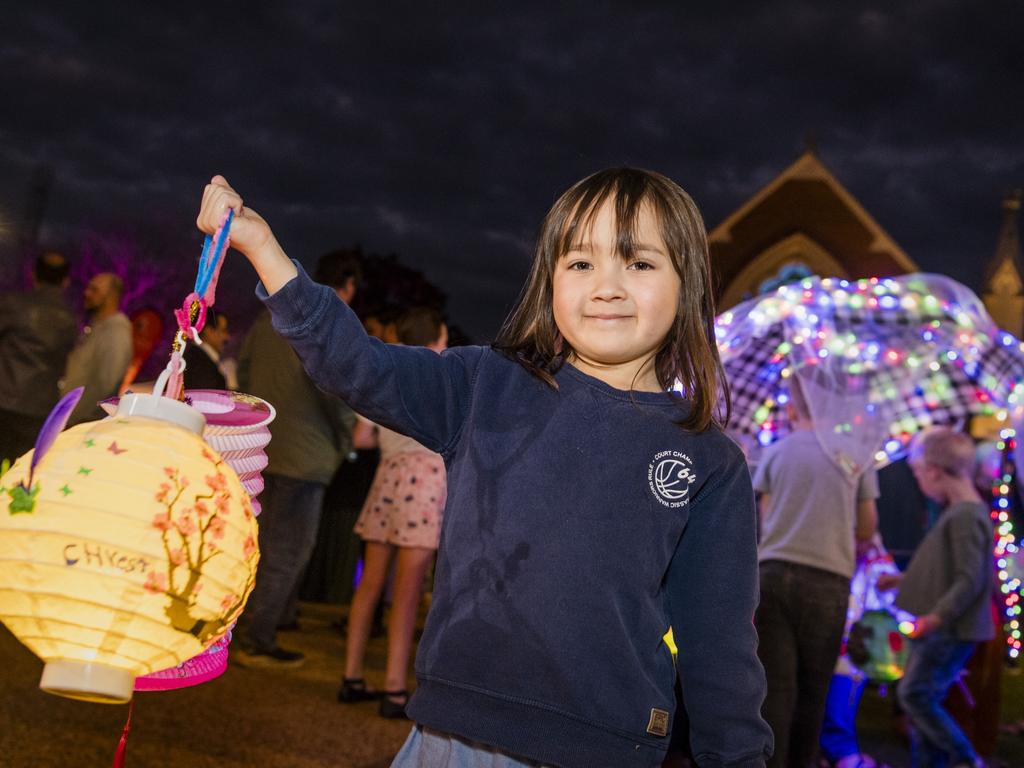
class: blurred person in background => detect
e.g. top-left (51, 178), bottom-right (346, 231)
top-left (753, 375), bottom-right (879, 768)
top-left (0, 251), bottom-right (78, 463)
top-left (879, 428), bottom-right (995, 768)
top-left (183, 308), bottom-right (232, 390)
top-left (60, 271), bottom-right (133, 424)
top-left (118, 308), bottom-right (165, 394)
top-left (233, 248), bottom-right (361, 668)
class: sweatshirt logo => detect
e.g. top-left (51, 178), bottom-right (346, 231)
top-left (648, 451), bottom-right (696, 508)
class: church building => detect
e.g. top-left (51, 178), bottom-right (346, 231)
top-left (981, 190), bottom-right (1023, 339)
top-left (709, 148), bottom-right (917, 310)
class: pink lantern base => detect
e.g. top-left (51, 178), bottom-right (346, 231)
top-left (132, 633), bottom-right (232, 691)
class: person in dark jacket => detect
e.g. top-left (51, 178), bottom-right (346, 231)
top-left (232, 250), bottom-right (360, 668)
top-left (0, 251), bottom-right (78, 463)
top-left (183, 309), bottom-right (231, 390)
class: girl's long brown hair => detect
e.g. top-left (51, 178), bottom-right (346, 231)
top-left (493, 167), bottom-right (730, 432)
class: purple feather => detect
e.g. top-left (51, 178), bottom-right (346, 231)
top-left (27, 387), bottom-right (84, 487)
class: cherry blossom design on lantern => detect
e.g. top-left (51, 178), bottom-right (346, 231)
top-left (144, 571), bottom-right (168, 594)
top-left (146, 449), bottom-right (257, 643)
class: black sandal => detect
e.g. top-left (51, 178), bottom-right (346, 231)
top-left (379, 689), bottom-right (409, 719)
top-left (337, 677), bottom-right (378, 703)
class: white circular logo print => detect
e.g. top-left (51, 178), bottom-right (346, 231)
top-left (648, 450), bottom-right (697, 508)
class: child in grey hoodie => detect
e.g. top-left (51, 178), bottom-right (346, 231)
top-left (878, 427), bottom-right (994, 768)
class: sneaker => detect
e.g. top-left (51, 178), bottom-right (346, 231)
top-left (232, 646), bottom-right (305, 668)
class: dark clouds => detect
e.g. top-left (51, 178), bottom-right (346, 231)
top-left (1, 1), bottom-right (1022, 339)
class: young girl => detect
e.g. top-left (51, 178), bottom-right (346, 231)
top-left (340, 307), bottom-right (449, 718)
top-left (198, 168), bottom-right (772, 768)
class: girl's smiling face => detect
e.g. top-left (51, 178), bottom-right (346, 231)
top-left (552, 198), bottom-right (681, 392)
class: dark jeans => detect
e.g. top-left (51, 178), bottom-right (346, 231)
top-left (897, 631), bottom-right (979, 768)
top-left (757, 560), bottom-right (850, 768)
top-left (238, 473), bottom-right (326, 653)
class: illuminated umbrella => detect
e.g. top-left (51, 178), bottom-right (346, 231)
top-left (716, 273), bottom-right (1024, 473)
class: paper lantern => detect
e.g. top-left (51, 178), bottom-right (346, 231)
top-left (0, 394), bottom-right (259, 704)
top-left (182, 389), bottom-right (275, 514)
top-left (849, 609), bottom-right (912, 683)
top-left (98, 389), bottom-right (274, 690)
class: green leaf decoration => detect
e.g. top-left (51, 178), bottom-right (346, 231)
top-left (0, 458), bottom-right (10, 481)
top-left (8, 483), bottom-right (40, 515)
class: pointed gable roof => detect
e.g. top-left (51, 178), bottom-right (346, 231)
top-left (984, 190), bottom-right (1023, 295)
top-left (709, 150), bottom-right (917, 305)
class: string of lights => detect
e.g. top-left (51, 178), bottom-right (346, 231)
top-left (993, 429), bottom-right (1021, 659)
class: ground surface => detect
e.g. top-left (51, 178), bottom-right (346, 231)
top-left (2, 603), bottom-right (1023, 767)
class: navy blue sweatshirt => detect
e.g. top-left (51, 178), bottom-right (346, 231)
top-left (261, 265), bottom-right (772, 768)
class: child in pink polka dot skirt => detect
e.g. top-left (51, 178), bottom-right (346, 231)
top-left (353, 423), bottom-right (446, 549)
top-left (340, 307), bottom-right (448, 718)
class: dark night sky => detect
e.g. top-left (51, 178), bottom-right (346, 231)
top-left (1, 1), bottom-right (1022, 340)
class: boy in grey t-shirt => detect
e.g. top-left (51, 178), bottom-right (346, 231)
top-left (752, 378), bottom-right (878, 768)
top-left (878, 427), bottom-right (993, 768)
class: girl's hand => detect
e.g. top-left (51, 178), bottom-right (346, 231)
top-left (197, 175), bottom-right (297, 294)
top-left (197, 175), bottom-right (270, 255)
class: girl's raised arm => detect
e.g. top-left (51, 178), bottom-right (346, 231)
top-left (198, 177), bottom-right (483, 455)
top-left (261, 267), bottom-right (482, 456)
